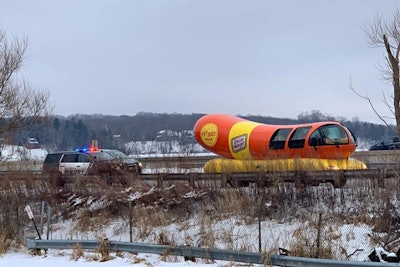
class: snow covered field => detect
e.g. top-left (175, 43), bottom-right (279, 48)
top-left (6, 207), bottom-right (374, 266)
top-left (1, 251), bottom-right (245, 267)
top-left (0, 220), bottom-right (375, 266)
top-left (0, 145), bottom-right (47, 161)
top-left (1, 221), bottom-right (373, 266)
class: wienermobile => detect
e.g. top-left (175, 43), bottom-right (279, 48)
top-left (193, 114), bottom-right (367, 172)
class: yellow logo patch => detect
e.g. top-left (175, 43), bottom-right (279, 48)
top-left (200, 123), bottom-right (218, 147)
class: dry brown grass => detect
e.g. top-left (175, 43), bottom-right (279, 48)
top-left (96, 238), bottom-right (111, 262)
top-left (0, 235), bottom-right (12, 254)
top-left (2, 171), bottom-right (400, 261)
top-left (128, 204), bottom-right (180, 240)
top-left (214, 189), bottom-right (256, 218)
top-left (285, 213), bottom-right (345, 259)
top-left (70, 243), bottom-right (84, 260)
top-left (0, 177), bottom-right (42, 254)
top-left (198, 215), bottom-right (216, 248)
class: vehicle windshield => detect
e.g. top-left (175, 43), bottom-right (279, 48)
top-left (103, 149), bottom-right (128, 159)
top-left (89, 151), bottom-right (114, 161)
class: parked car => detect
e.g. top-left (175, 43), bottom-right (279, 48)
top-left (42, 149), bottom-right (142, 175)
top-left (369, 136), bottom-right (400, 151)
top-left (42, 151), bottom-right (93, 174)
top-left (87, 149), bottom-right (143, 174)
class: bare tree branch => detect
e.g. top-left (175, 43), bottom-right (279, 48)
top-left (349, 77), bottom-right (396, 133)
top-left (357, 9), bottom-right (400, 135)
top-left (0, 29), bottom-right (52, 142)
top-left (382, 92), bottom-right (395, 116)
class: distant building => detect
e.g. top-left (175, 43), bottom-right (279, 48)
top-left (25, 138), bottom-right (40, 149)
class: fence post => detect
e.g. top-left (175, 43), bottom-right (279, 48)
top-left (188, 173), bottom-right (196, 188)
top-left (46, 205), bottom-right (51, 240)
top-left (157, 173), bottom-right (164, 188)
top-left (129, 202), bottom-right (133, 243)
top-left (40, 201), bottom-right (45, 235)
top-left (221, 173), bottom-right (227, 188)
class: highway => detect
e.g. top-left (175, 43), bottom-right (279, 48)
top-left (0, 150), bottom-right (398, 188)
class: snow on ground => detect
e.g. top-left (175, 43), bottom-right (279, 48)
top-left (13, 213), bottom-right (373, 265)
top-left (0, 219), bottom-right (374, 266)
top-left (1, 251), bottom-right (136, 267)
top-left (0, 251), bottom-right (233, 267)
top-left (1, 145), bottom-right (47, 161)
top-left (125, 140), bottom-right (208, 156)
top-left (0, 143), bottom-right (212, 162)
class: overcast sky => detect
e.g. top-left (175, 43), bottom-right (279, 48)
top-left (1, 1), bottom-right (399, 123)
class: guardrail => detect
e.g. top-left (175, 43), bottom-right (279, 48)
top-left (26, 238), bottom-right (400, 266)
top-left (140, 169), bottom-right (396, 188)
top-left (270, 255), bottom-right (400, 267)
top-left (2, 150), bottom-right (400, 174)
top-left (26, 238), bottom-right (267, 264)
top-left (352, 150), bottom-right (400, 169)
top-left (2, 151), bottom-right (400, 189)
top-left (3, 168), bottom-right (397, 189)
top-left (0, 160), bottom-right (43, 172)
top-left (138, 150), bottom-right (400, 170)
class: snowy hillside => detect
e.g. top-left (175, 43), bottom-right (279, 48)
top-left (125, 140), bottom-right (208, 156)
top-left (0, 145), bottom-right (47, 161)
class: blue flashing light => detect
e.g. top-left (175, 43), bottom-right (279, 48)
top-left (74, 146), bottom-right (99, 153)
top-left (75, 147), bottom-right (89, 152)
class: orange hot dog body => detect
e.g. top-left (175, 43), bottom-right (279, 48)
top-left (194, 114), bottom-right (356, 160)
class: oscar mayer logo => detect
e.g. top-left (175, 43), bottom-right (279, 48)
top-left (231, 134), bottom-right (247, 152)
top-left (200, 123), bottom-right (218, 147)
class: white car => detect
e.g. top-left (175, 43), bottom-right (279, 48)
top-left (42, 151), bottom-right (93, 174)
top-left (42, 149), bottom-right (142, 175)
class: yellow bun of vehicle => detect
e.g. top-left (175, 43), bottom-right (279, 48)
top-left (204, 157), bottom-right (367, 173)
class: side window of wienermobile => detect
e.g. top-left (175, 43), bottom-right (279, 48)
top-left (309, 125), bottom-right (349, 146)
top-left (309, 130), bottom-right (323, 146)
top-left (269, 128), bottom-right (292, 150)
top-left (288, 127), bottom-right (311, 148)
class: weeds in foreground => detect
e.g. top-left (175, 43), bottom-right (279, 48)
top-left (96, 238), bottom-right (111, 262)
top-left (0, 234), bottom-right (11, 254)
top-left (289, 213), bottom-right (341, 259)
top-left (70, 243), bottom-right (84, 261)
top-left (2, 174), bottom-right (400, 262)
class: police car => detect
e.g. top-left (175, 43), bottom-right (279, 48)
top-left (42, 147), bottom-right (142, 175)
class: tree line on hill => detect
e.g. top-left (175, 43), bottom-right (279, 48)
top-left (10, 110), bottom-right (393, 152)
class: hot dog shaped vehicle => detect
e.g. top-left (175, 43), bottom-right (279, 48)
top-left (193, 114), bottom-right (367, 172)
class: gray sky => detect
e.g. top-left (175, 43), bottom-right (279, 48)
top-left (1, 1), bottom-right (399, 123)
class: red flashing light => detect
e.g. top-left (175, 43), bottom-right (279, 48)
top-left (75, 145), bottom-right (99, 153)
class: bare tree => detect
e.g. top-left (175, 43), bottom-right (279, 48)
top-left (354, 10), bottom-right (400, 135)
top-left (0, 29), bottom-right (51, 142)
